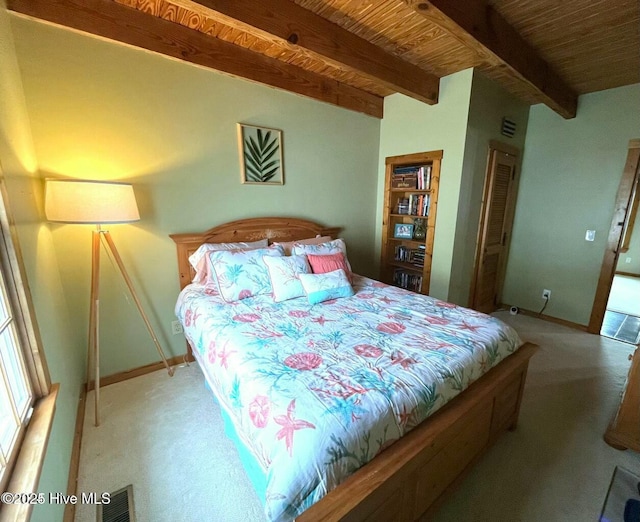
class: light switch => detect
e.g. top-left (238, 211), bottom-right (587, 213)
top-left (585, 230), bottom-right (596, 241)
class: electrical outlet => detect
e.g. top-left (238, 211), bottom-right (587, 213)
top-left (171, 320), bottom-right (184, 335)
top-left (542, 289), bottom-right (551, 300)
top-left (626, 257), bottom-right (632, 264)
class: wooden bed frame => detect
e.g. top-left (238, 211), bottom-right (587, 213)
top-left (170, 217), bottom-right (538, 521)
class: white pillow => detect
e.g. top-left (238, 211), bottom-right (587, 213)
top-left (263, 255), bottom-right (311, 302)
top-left (273, 235), bottom-right (332, 256)
top-left (291, 238), bottom-right (352, 271)
top-left (188, 238), bottom-right (269, 284)
top-left (209, 245), bottom-right (284, 302)
top-left (299, 269), bottom-right (354, 305)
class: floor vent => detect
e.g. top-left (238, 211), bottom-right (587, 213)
top-left (98, 485), bottom-right (135, 522)
top-left (602, 310), bottom-right (640, 344)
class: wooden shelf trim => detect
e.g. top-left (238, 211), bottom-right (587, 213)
top-left (387, 237), bottom-right (429, 246)
top-left (389, 213), bottom-right (432, 219)
top-left (387, 261), bottom-right (427, 272)
top-left (390, 188), bottom-right (433, 193)
top-left (385, 151), bottom-right (443, 164)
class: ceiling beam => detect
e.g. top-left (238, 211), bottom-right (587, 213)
top-left (404, 0), bottom-right (578, 119)
top-left (8, 0), bottom-right (383, 118)
top-left (171, 0), bottom-right (439, 105)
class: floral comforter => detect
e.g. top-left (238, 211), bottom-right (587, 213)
top-left (175, 275), bottom-right (522, 521)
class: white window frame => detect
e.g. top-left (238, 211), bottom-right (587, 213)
top-left (0, 173), bottom-right (52, 498)
top-left (0, 268), bottom-right (35, 493)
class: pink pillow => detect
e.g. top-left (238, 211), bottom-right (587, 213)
top-left (307, 252), bottom-right (352, 281)
top-left (274, 235), bottom-right (332, 256)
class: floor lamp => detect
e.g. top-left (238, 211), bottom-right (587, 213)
top-left (45, 179), bottom-right (174, 426)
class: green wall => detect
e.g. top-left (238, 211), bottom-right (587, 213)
top-left (377, 69), bottom-right (473, 300)
top-left (11, 15), bottom-right (381, 377)
top-left (450, 71), bottom-right (529, 306)
top-left (503, 84), bottom-right (640, 325)
top-left (377, 69), bottom-right (530, 306)
top-left (0, 5), bottom-right (83, 521)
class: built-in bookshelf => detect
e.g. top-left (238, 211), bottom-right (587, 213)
top-left (380, 150), bottom-right (442, 295)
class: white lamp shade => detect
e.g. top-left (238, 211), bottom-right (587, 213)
top-left (45, 179), bottom-right (140, 224)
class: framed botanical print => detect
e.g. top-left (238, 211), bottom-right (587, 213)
top-left (237, 123), bottom-right (284, 185)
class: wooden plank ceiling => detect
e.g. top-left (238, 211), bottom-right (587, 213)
top-left (8, 0), bottom-right (640, 119)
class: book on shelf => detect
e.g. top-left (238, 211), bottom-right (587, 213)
top-left (406, 193), bottom-right (430, 216)
top-left (392, 268), bottom-right (423, 292)
top-left (392, 164), bottom-right (432, 191)
top-left (422, 165), bottom-right (432, 190)
top-left (393, 165), bottom-right (421, 174)
top-left (423, 194), bottom-right (430, 217)
top-left (396, 197), bottom-right (410, 214)
top-left (393, 245), bottom-right (425, 267)
top-left (392, 171), bottom-right (418, 189)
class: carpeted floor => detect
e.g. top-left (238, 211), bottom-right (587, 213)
top-left (76, 312), bottom-right (640, 522)
top-left (75, 361), bottom-right (265, 522)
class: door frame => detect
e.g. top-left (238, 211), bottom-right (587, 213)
top-left (588, 139), bottom-right (640, 334)
top-left (469, 139), bottom-right (520, 310)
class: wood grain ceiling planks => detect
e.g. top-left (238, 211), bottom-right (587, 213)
top-left (166, 0), bottom-right (439, 104)
top-left (295, 0), bottom-right (481, 76)
top-left (122, 0), bottom-right (397, 98)
top-left (494, 0), bottom-right (640, 94)
top-left (9, 0), bottom-right (637, 119)
top-left (402, 0), bottom-right (578, 118)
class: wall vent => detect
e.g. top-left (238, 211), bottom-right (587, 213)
top-left (98, 485), bottom-right (135, 522)
top-left (501, 117), bottom-right (516, 138)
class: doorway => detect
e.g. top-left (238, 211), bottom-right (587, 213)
top-left (600, 173), bottom-right (640, 344)
top-left (601, 276), bottom-right (640, 343)
top-left (589, 139), bottom-right (640, 337)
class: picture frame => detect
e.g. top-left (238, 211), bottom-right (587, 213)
top-left (237, 123), bottom-right (284, 185)
top-left (394, 223), bottom-right (414, 239)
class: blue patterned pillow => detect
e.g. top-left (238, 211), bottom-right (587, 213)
top-left (188, 238), bottom-right (269, 284)
top-left (298, 269), bottom-right (354, 305)
top-left (208, 245), bottom-right (284, 302)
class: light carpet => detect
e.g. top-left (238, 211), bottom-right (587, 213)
top-left (75, 362), bottom-right (265, 522)
top-left (76, 312), bottom-right (640, 522)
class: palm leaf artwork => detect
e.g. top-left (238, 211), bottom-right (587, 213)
top-left (243, 126), bottom-right (282, 183)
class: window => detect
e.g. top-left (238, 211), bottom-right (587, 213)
top-left (0, 259), bottom-right (35, 492)
top-left (0, 177), bottom-right (51, 495)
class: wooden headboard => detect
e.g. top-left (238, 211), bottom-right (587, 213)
top-left (170, 217), bottom-right (342, 290)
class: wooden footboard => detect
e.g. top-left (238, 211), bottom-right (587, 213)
top-left (298, 342), bottom-right (537, 521)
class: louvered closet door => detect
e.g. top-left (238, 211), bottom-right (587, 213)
top-left (473, 150), bottom-right (517, 313)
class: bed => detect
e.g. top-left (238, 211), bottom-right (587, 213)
top-left (171, 217), bottom-right (537, 521)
